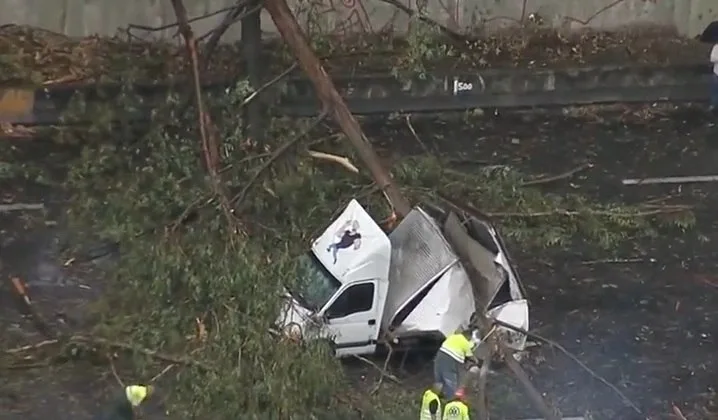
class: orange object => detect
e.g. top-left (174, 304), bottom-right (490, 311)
top-left (11, 277), bottom-right (31, 305)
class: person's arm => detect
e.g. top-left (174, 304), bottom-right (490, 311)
top-left (711, 44), bottom-right (718, 63)
top-left (464, 341), bottom-right (478, 365)
top-left (428, 399), bottom-right (439, 419)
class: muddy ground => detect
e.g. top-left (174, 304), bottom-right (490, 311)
top-left (2, 105), bottom-right (718, 420)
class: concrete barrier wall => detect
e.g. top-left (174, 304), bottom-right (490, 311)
top-left (1, 0), bottom-right (716, 40)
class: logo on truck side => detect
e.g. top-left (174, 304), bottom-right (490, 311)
top-left (326, 220), bottom-right (362, 264)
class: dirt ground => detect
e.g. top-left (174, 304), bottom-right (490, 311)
top-left (2, 105), bottom-right (718, 419)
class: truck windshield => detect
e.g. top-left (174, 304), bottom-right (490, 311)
top-left (293, 252), bottom-right (341, 311)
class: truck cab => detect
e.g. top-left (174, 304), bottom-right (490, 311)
top-left (278, 199), bottom-right (530, 358)
top-left (279, 199), bottom-right (391, 357)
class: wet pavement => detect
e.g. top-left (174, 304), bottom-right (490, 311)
top-left (366, 105), bottom-right (718, 419)
top-left (2, 105), bottom-right (718, 419)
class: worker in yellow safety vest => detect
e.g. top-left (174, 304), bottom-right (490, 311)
top-left (433, 329), bottom-right (479, 398)
top-left (95, 384), bottom-right (153, 420)
top-left (419, 383), bottom-right (442, 420)
top-left (443, 388), bottom-right (470, 420)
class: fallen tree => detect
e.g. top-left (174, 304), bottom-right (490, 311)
top-left (0, 2), bottom-right (698, 420)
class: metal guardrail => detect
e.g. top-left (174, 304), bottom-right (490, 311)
top-left (0, 64), bottom-right (711, 125)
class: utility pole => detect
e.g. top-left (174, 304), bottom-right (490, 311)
top-left (263, 0), bottom-right (412, 217)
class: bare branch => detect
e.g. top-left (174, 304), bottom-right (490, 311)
top-left (229, 112), bottom-right (328, 208)
top-left (240, 63), bottom-right (299, 108)
top-left (126, 4), bottom-right (240, 39)
top-left (307, 150), bottom-right (360, 174)
top-left (520, 162), bottom-right (593, 187)
top-left (0, 203), bottom-right (44, 212)
top-left (491, 318), bottom-right (643, 416)
top-left (200, 0), bottom-right (260, 66)
top-left (485, 206), bottom-right (690, 218)
top-left (375, 0), bottom-right (465, 40)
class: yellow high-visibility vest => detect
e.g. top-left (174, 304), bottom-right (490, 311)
top-left (439, 333), bottom-right (475, 363)
top-left (442, 400), bottom-right (470, 420)
top-left (419, 389), bottom-right (441, 420)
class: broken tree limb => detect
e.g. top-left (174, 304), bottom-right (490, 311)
top-left (370, 343), bottom-right (395, 394)
top-left (352, 354), bottom-right (401, 387)
top-left (520, 163), bottom-right (593, 187)
top-left (126, 4), bottom-right (239, 39)
top-left (307, 150), bottom-right (360, 173)
top-left (229, 112), bottom-right (328, 208)
top-left (405, 114), bottom-right (430, 154)
top-left (170, 0), bottom-right (238, 230)
top-left (263, 0), bottom-right (412, 217)
top-left (9, 277), bottom-right (56, 339)
top-left (622, 175), bottom-right (718, 185)
top-left (240, 63), bottom-right (298, 108)
top-left (485, 206), bottom-right (689, 218)
top-left (491, 318), bottom-right (643, 416)
top-left (201, 0), bottom-right (254, 66)
top-left (4, 335), bottom-right (213, 370)
top-left (436, 235), bottom-right (557, 420)
top-left (0, 203), bottom-right (44, 212)
top-left (475, 348), bottom-right (492, 420)
top-left (170, 0), bottom-right (222, 177)
top-left (501, 346), bottom-right (561, 420)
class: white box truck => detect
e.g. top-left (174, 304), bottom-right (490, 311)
top-left (276, 199), bottom-right (529, 358)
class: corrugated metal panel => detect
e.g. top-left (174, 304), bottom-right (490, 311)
top-left (383, 207), bottom-right (457, 328)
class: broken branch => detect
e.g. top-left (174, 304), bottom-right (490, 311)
top-left (520, 162), bottom-right (593, 187)
top-left (370, 344), bottom-right (395, 394)
top-left (229, 112), bottom-right (328, 208)
top-left (4, 335), bottom-right (213, 370)
top-left (623, 175), bottom-right (718, 185)
top-left (9, 276), bottom-right (56, 339)
top-left (170, 0), bottom-right (237, 230)
top-left (127, 4), bottom-right (240, 38)
top-left (485, 206), bottom-right (690, 218)
top-left (475, 350), bottom-right (492, 420)
top-left (405, 114), bottom-right (430, 154)
top-left (239, 63), bottom-right (298, 108)
top-left (200, 0), bottom-right (257, 64)
top-left (263, 0), bottom-right (412, 217)
top-left (501, 347), bottom-right (561, 420)
top-left (0, 203), bottom-right (44, 212)
top-left (170, 0), bottom-right (221, 177)
top-left (351, 353), bottom-right (401, 390)
top-left (307, 150), bottom-right (360, 174)
top-left (491, 318), bottom-right (643, 415)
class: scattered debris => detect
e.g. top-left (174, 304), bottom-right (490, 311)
top-left (521, 163), bottom-right (593, 187)
top-left (307, 150), bottom-right (360, 173)
top-left (581, 257), bottom-right (655, 265)
top-left (623, 175), bottom-right (718, 185)
top-left (0, 203), bottom-right (44, 212)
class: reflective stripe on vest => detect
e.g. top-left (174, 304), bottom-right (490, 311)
top-left (442, 400), bottom-right (469, 420)
top-left (420, 389), bottom-right (441, 420)
top-left (439, 334), bottom-right (471, 363)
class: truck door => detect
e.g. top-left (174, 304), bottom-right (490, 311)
top-left (322, 281), bottom-right (379, 357)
